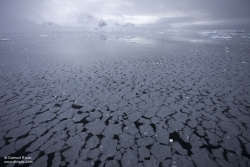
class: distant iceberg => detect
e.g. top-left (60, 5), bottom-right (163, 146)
top-left (199, 30), bottom-right (217, 35)
top-left (221, 36), bottom-right (232, 39)
top-left (235, 30), bottom-right (245, 33)
top-left (211, 36), bottom-right (232, 39)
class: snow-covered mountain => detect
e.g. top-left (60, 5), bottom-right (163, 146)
top-left (123, 22), bottom-right (135, 27)
top-left (77, 14), bottom-right (97, 25)
top-left (98, 20), bottom-right (108, 27)
top-left (77, 14), bottom-right (102, 28)
top-left (76, 14), bottom-right (134, 29)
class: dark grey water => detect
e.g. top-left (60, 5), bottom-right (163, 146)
top-left (0, 30), bottom-right (250, 166)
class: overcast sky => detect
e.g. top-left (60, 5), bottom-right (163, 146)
top-left (0, 0), bottom-right (250, 30)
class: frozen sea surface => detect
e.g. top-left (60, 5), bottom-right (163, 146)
top-left (0, 30), bottom-right (250, 167)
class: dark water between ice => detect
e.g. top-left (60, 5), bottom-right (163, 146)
top-left (0, 30), bottom-right (250, 167)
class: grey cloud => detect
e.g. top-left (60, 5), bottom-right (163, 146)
top-left (124, 0), bottom-right (250, 29)
top-left (0, 0), bottom-right (250, 31)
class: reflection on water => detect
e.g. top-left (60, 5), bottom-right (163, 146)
top-left (170, 35), bottom-right (212, 43)
top-left (119, 36), bottom-right (155, 45)
top-left (163, 31), bottom-right (213, 43)
top-left (182, 38), bottom-right (212, 43)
